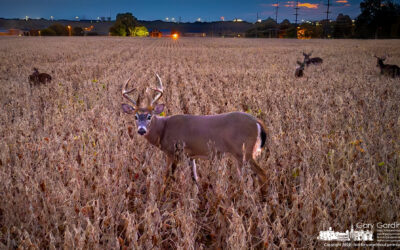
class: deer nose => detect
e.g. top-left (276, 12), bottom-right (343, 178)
top-left (138, 128), bottom-right (146, 135)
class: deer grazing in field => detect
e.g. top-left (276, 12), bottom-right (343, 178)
top-left (295, 60), bottom-right (305, 77)
top-left (374, 55), bottom-right (400, 78)
top-left (121, 74), bottom-right (268, 184)
top-left (303, 52), bottom-right (323, 66)
top-left (28, 68), bottom-right (52, 86)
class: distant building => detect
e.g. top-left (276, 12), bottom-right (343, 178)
top-left (183, 32), bottom-right (206, 37)
top-left (150, 29), bottom-right (162, 37)
top-left (0, 29), bottom-right (24, 36)
top-left (28, 29), bottom-right (40, 36)
top-left (150, 29), bottom-right (180, 38)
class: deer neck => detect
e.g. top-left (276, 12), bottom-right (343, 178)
top-left (144, 116), bottom-right (166, 147)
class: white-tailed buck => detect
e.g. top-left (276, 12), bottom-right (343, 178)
top-left (121, 74), bottom-right (268, 184)
top-left (28, 68), bottom-right (52, 86)
top-left (303, 52), bottom-right (323, 66)
top-left (374, 55), bottom-right (400, 78)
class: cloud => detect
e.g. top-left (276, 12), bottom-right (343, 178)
top-left (259, 3), bottom-right (280, 7)
top-left (336, 0), bottom-right (348, 3)
top-left (282, 2), bottom-right (319, 9)
top-left (298, 3), bottom-right (319, 8)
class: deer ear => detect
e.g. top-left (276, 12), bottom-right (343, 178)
top-left (122, 104), bottom-right (135, 114)
top-left (153, 104), bottom-right (164, 115)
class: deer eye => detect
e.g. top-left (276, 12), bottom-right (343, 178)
top-left (134, 114), bottom-right (138, 120)
top-left (147, 114), bottom-right (152, 120)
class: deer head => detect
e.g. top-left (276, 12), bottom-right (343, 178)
top-left (121, 74), bottom-right (164, 135)
top-left (374, 55), bottom-right (386, 67)
top-left (303, 51), bottom-right (312, 59)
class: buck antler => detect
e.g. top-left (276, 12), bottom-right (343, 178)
top-left (122, 76), bottom-right (137, 106)
top-left (374, 55), bottom-right (386, 60)
top-left (150, 73), bottom-right (164, 106)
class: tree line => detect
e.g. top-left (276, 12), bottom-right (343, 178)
top-left (246, 0), bottom-right (400, 39)
top-left (40, 23), bottom-right (97, 36)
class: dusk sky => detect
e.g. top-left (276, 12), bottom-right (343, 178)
top-left (0, 0), bottom-right (363, 23)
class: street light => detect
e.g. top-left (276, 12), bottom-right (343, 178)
top-left (67, 25), bottom-right (72, 36)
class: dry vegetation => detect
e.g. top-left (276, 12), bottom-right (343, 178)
top-left (0, 37), bottom-right (399, 249)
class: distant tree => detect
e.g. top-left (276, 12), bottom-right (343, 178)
top-left (109, 12), bottom-right (139, 36)
top-left (86, 32), bottom-right (98, 36)
top-left (279, 19), bottom-right (297, 38)
top-left (72, 27), bottom-right (84, 36)
top-left (40, 28), bottom-right (56, 36)
top-left (110, 23), bottom-right (127, 36)
top-left (245, 17), bottom-right (278, 38)
top-left (280, 19), bottom-right (292, 30)
top-left (48, 23), bottom-right (69, 36)
top-left (261, 18), bottom-right (279, 37)
top-left (333, 14), bottom-right (353, 38)
top-left (285, 26), bottom-right (298, 38)
top-left (355, 0), bottom-right (400, 38)
top-left (298, 22), bottom-right (323, 38)
top-left (321, 19), bottom-right (333, 38)
top-left (131, 26), bottom-right (149, 37)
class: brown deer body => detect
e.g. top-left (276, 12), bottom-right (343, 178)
top-left (375, 56), bottom-right (400, 78)
top-left (303, 52), bottom-right (323, 66)
top-left (121, 74), bottom-right (268, 184)
top-left (28, 68), bottom-right (52, 86)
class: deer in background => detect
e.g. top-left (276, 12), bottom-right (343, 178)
top-left (295, 60), bottom-right (305, 77)
top-left (121, 74), bottom-right (268, 185)
top-left (28, 68), bottom-right (52, 86)
top-left (374, 55), bottom-right (400, 78)
top-left (303, 52), bottom-right (323, 66)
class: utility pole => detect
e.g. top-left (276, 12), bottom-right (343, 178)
top-left (325, 0), bottom-right (331, 21)
top-left (275, 0), bottom-right (279, 23)
top-left (294, 0), bottom-right (299, 25)
top-left (324, 0), bottom-right (331, 38)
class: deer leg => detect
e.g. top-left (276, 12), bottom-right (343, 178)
top-left (166, 155), bottom-right (177, 177)
top-left (189, 159), bottom-right (199, 183)
top-left (247, 158), bottom-right (268, 199)
top-left (160, 155), bottom-right (176, 197)
top-left (248, 158), bottom-right (267, 184)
